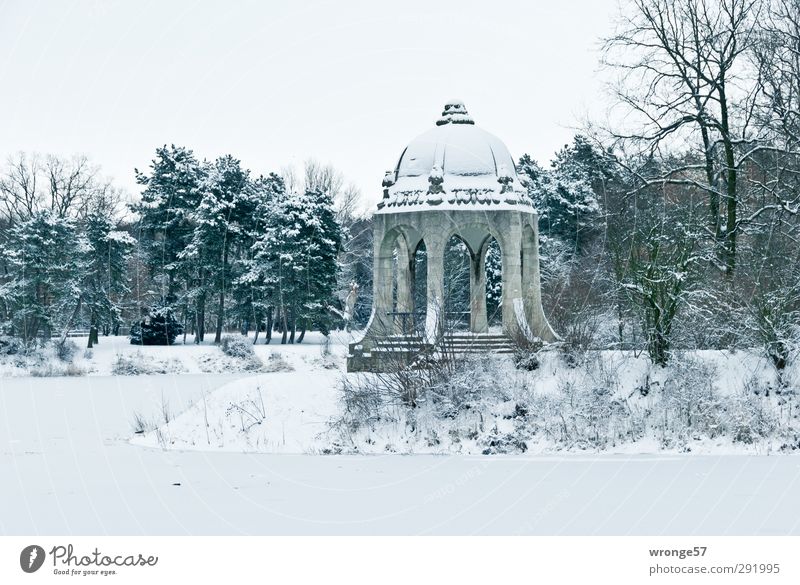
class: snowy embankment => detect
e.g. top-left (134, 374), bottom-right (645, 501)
top-left (4, 370), bottom-right (800, 534)
top-left (130, 371), bottom-right (340, 452)
top-left (4, 331), bottom-right (797, 455)
top-left (128, 336), bottom-right (800, 455)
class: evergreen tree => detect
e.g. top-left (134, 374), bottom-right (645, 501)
top-left (231, 174), bottom-right (285, 342)
top-left (180, 155), bottom-right (252, 343)
top-left (518, 136), bottom-right (609, 255)
top-left (131, 145), bottom-right (205, 337)
top-left (0, 211), bottom-right (84, 342)
top-left (82, 206), bottom-right (135, 346)
top-left (248, 187), bottom-right (342, 343)
top-left (129, 302), bottom-right (183, 345)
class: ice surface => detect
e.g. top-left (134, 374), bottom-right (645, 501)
top-left (2, 334), bottom-right (800, 535)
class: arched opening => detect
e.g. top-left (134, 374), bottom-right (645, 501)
top-left (485, 237), bottom-right (503, 330)
top-left (381, 229), bottom-right (427, 335)
top-left (443, 235), bottom-right (472, 331)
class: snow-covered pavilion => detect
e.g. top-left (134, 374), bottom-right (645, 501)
top-left (347, 101), bottom-right (556, 372)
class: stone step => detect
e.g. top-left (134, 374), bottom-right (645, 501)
top-left (373, 335), bottom-right (517, 355)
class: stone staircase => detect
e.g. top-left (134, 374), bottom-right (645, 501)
top-left (348, 332), bottom-right (517, 371)
top-left (440, 333), bottom-right (516, 355)
top-left (374, 333), bottom-right (515, 355)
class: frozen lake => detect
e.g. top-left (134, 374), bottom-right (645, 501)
top-left (2, 374), bottom-right (800, 535)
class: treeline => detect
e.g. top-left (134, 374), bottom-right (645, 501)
top-left (0, 150), bottom-right (369, 346)
top-left (2, 0), bottom-right (799, 369)
top-left (131, 147), bottom-right (345, 344)
top-left (520, 0), bottom-right (800, 372)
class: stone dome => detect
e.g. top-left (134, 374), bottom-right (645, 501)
top-left (377, 100), bottom-right (531, 212)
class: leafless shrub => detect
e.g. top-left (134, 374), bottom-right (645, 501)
top-left (226, 387), bottom-right (267, 432)
top-left (658, 356), bottom-right (722, 445)
top-left (29, 362), bottom-right (86, 377)
top-left (510, 333), bottom-right (544, 371)
top-left (131, 411), bottom-right (153, 435)
top-left (111, 352), bottom-right (184, 375)
top-left (264, 352), bottom-right (293, 372)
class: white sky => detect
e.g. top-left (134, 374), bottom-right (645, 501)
top-left (0, 0), bottom-right (619, 208)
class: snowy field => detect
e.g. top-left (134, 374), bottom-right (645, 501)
top-left (2, 334), bottom-right (800, 534)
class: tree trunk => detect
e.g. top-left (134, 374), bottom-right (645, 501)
top-left (87, 310), bottom-right (99, 348)
top-left (60, 295), bottom-right (82, 347)
top-left (88, 322), bottom-right (99, 348)
top-left (215, 289), bottom-right (224, 343)
top-left (719, 82), bottom-right (737, 276)
top-left (196, 294), bottom-right (206, 344)
top-left (265, 307), bottom-right (273, 344)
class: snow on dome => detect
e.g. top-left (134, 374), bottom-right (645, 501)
top-left (377, 101), bottom-right (532, 213)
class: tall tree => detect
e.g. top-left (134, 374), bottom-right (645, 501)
top-left (0, 211), bottom-right (84, 343)
top-left (248, 188), bottom-right (342, 343)
top-left (181, 155), bottom-right (252, 343)
top-left (81, 205), bottom-right (135, 346)
top-left (603, 0), bottom-right (762, 274)
top-left (132, 145), bottom-right (205, 338)
top-left (132, 145), bottom-right (205, 297)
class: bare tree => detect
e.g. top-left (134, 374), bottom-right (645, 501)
top-left (0, 152), bottom-right (115, 224)
top-left (603, 0), bottom-right (763, 274)
top-left (0, 152), bottom-right (40, 222)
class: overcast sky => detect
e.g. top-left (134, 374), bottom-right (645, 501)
top-left (1, 0), bottom-right (619, 208)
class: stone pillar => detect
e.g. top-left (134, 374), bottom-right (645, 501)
top-left (501, 230), bottom-right (523, 338)
top-left (425, 235), bottom-right (445, 343)
top-left (521, 220), bottom-right (557, 341)
top-left (469, 241), bottom-right (488, 333)
top-left (395, 242), bottom-right (414, 334)
top-left (371, 226), bottom-right (394, 338)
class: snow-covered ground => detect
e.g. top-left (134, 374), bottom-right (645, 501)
top-left (0, 332), bottom-right (349, 378)
top-left (2, 333), bottom-right (800, 534)
top-left (122, 336), bottom-right (799, 456)
top-left (2, 365), bottom-right (800, 535)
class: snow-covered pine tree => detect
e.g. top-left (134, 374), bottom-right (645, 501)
top-left (231, 173), bottom-right (285, 343)
top-left (248, 187), bottom-right (342, 343)
top-left (518, 136), bottom-right (608, 256)
top-left (132, 145), bottom-right (205, 338)
top-left (180, 155), bottom-right (252, 343)
top-left (298, 188), bottom-right (343, 339)
top-left (485, 238), bottom-right (502, 325)
top-left (81, 206), bottom-right (135, 346)
top-left (0, 211), bottom-right (85, 343)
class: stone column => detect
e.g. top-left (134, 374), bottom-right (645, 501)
top-left (425, 235), bottom-right (445, 343)
top-left (501, 228), bottom-right (524, 338)
top-left (370, 225), bottom-right (394, 338)
top-left (521, 219), bottom-right (557, 341)
top-left (469, 241), bottom-right (489, 333)
top-left (395, 242), bottom-right (414, 334)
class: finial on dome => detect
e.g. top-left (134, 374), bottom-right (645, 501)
top-left (381, 170), bottom-right (395, 199)
top-left (436, 100), bottom-right (474, 126)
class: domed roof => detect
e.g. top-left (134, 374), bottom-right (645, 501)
top-left (378, 101), bottom-right (532, 213)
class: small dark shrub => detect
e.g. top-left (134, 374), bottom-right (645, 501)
top-left (0, 335), bottom-right (23, 356)
top-left (130, 305), bottom-right (183, 345)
